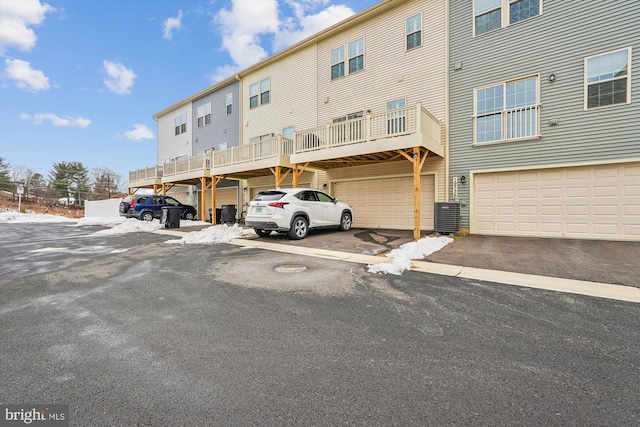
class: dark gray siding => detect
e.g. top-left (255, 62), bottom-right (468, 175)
top-left (449, 0), bottom-right (640, 226)
top-left (192, 81), bottom-right (240, 154)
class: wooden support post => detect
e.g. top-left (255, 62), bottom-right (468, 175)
top-left (211, 175), bottom-right (225, 224)
top-left (270, 166), bottom-right (292, 188)
top-left (397, 147), bottom-right (429, 240)
top-left (199, 177), bottom-right (207, 221)
top-left (412, 147), bottom-right (421, 241)
top-left (161, 183), bottom-right (166, 196)
top-left (292, 163), bottom-right (309, 188)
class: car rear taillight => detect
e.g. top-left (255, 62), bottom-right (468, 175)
top-left (130, 198), bottom-right (135, 209)
top-left (268, 202), bottom-right (289, 209)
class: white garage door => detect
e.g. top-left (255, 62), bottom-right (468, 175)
top-left (334, 175), bottom-right (435, 230)
top-left (203, 186), bottom-right (238, 208)
top-left (473, 163), bottom-right (640, 241)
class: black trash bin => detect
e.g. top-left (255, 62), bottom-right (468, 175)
top-left (221, 204), bottom-right (237, 223)
top-left (208, 208), bottom-right (222, 224)
top-left (161, 206), bottom-right (182, 229)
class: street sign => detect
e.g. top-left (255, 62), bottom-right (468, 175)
top-left (16, 186), bottom-right (24, 195)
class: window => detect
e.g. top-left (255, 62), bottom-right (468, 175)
top-left (585, 48), bottom-right (631, 109)
top-left (474, 0), bottom-right (541, 36)
top-left (218, 142), bottom-right (227, 150)
top-left (226, 93), bottom-right (233, 115)
top-left (331, 38), bottom-right (364, 80)
top-left (331, 47), bottom-right (345, 80)
top-left (348, 38), bottom-right (364, 74)
top-left (249, 78), bottom-right (270, 108)
top-left (406, 14), bottom-right (422, 50)
top-left (197, 103), bottom-right (211, 128)
top-left (387, 99), bottom-right (406, 134)
top-left (282, 126), bottom-right (294, 140)
top-left (474, 76), bottom-right (539, 144)
top-left (174, 113), bottom-right (187, 135)
top-left (260, 78), bottom-right (270, 105)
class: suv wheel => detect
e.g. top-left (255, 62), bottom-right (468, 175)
top-left (140, 211), bottom-right (154, 222)
top-left (184, 210), bottom-right (195, 220)
top-left (288, 216), bottom-right (308, 240)
top-left (339, 212), bottom-right (352, 231)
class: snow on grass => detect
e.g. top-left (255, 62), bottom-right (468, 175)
top-left (165, 223), bottom-right (256, 245)
top-left (367, 236), bottom-right (453, 275)
top-left (0, 209), bottom-right (77, 223)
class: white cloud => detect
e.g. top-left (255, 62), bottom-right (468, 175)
top-left (275, 4), bottom-right (354, 51)
top-left (163, 10), bottom-right (183, 40)
top-left (102, 60), bottom-right (137, 95)
top-left (4, 58), bottom-right (50, 91)
top-left (20, 113), bottom-right (91, 128)
top-left (124, 124), bottom-right (154, 141)
top-left (0, 0), bottom-right (55, 56)
top-left (210, 0), bottom-right (355, 83)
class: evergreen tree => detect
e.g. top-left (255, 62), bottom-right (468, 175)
top-left (49, 161), bottom-right (89, 204)
top-left (0, 157), bottom-right (12, 192)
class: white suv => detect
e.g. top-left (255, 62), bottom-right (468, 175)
top-left (245, 188), bottom-right (353, 239)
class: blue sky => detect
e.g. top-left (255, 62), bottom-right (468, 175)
top-left (0, 0), bottom-right (378, 186)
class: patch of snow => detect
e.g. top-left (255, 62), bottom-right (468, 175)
top-left (93, 218), bottom-right (163, 235)
top-left (165, 223), bottom-right (256, 245)
top-left (367, 236), bottom-right (453, 275)
top-left (0, 210), bottom-right (77, 223)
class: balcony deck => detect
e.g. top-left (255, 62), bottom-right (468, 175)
top-left (127, 104), bottom-right (444, 187)
top-left (291, 103), bottom-right (443, 169)
top-left (211, 136), bottom-right (294, 179)
top-left (128, 166), bottom-right (163, 190)
top-left (161, 153), bottom-right (212, 185)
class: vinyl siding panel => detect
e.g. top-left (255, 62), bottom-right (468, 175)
top-left (317, 0), bottom-right (447, 124)
top-left (449, 0), bottom-right (640, 227)
top-left (192, 81), bottom-right (240, 154)
top-left (242, 45), bottom-right (318, 144)
top-left (157, 106), bottom-right (192, 164)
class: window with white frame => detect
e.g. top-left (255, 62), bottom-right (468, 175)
top-left (282, 126), bottom-right (294, 140)
top-left (226, 93), bottom-right (233, 115)
top-left (406, 14), bottom-right (422, 50)
top-left (197, 102), bottom-right (211, 128)
top-left (331, 46), bottom-right (345, 80)
top-left (174, 113), bottom-right (187, 135)
top-left (331, 38), bottom-right (364, 80)
top-left (387, 99), bottom-right (407, 134)
top-left (348, 38), bottom-right (364, 74)
top-left (474, 0), bottom-right (541, 36)
top-left (249, 78), bottom-right (270, 109)
top-left (585, 47), bottom-right (631, 109)
top-left (474, 76), bottom-right (539, 144)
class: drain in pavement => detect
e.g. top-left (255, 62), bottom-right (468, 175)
top-left (274, 264), bottom-right (308, 273)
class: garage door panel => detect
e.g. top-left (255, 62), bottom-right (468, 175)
top-left (473, 163), bottom-right (640, 241)
top-left (335, 175), bottom-right (434, 230)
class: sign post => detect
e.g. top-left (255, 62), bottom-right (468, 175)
top-left (16, 185), bottom-right (24, 212)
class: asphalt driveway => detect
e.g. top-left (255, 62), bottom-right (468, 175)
top-left (1, 223), bottom-right (638, 426)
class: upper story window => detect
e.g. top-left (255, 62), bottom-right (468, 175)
top-left (474, 76), bottom-right (539, 144)
top-left (387, 99), bottom-right (407, 134)
top-left (196, 103), bottom-right (211, 128)
top-left (348, 38), bottom-right (364, 74)
top-left (250, 78), bottom-right (270, 109)
top-left (226, 93), bottom-right (233, 115)
top-left (406, 14), bottom-right (422, 50)
top-left (474, 0), bottom-right (541, 36)
top-left (585, 47), bottom-right (631, 109)
top-left (331, 37), bottom-right (364, 80)
top-left (174, 113), bottom-right (187, 135)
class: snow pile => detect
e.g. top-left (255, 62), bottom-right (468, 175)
top-left (94, 218), bottom-right (163, 235)
top-left (0, 209), bottom-right (76, 223)
top-left (166, 223), bottom-right (256, 245)
top-left (367, 236), bottom-right (453, 275)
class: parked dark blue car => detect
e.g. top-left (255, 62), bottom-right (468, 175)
top-left (119, 194), bottom-right (197, 221)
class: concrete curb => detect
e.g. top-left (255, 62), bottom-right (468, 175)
top-left (230, 238), bottom-right (640, 304)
